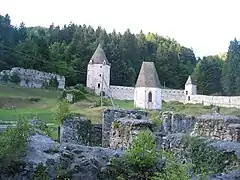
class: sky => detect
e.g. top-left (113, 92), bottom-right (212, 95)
top-left (1, 0), bottom-right (239, 57)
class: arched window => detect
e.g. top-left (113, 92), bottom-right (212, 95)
top-left (148, 91), bottom-right (152, 102)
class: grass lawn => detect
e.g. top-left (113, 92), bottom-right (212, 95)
top-left (1, 84), bottom-right (240, 140)
top-left (1, 84), bottom-right (240, 125)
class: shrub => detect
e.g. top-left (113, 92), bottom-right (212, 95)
top-left (54, 100), bottom-right (70, 125)
top-left (61, 89), bottom-right (87, 103)
top-left (181, 135), bottom-right (238, 175)
top-left (49, 77), bottom-right (59, 89)
top-left (101, 130), bottom-right (191, 180)
top-left (2, 73), bottom-right (9, 83)
top-left (10, 72), bottom-right (21, 84)
top-left (94, 98), bottom-right (111, 107)
top-left (0, 118), bottom-right (30, 175)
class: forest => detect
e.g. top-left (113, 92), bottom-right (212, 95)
top-left (0, 13), bottom-right (240, 96)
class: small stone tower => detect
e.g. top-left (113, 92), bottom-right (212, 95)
top-left (134, 62), bottom-right (162, 110)
top-left (86, 42), bottom-right (111, 95)
top-left (184, 75), bottom-right (197, 101)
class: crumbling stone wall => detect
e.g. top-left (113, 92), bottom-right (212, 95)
top-left (60, 116), bottom-right (102, 146)
top-left (191, 114), bottom-right (240, 142)
top-left (160, 111), bottom-right (197, 135)
top-left (102, 109), bottom-right (148, 148)
top-left (110, 118), bottom-right (153, 150)
top-left (0, 67), bottom-right (65, 89)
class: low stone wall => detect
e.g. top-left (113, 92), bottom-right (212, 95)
top-left (102, 109), bottom-right (148, 148)
top-left (60, 116), bottom-right (102, 146)
top-left (110, 118), bottom-right (153, 150)
top-left (191, 114), bottom-right (240, 142)
top-left (159, 111), bottom-right (197, 135)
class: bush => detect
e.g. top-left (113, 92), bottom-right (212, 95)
top-left (61, 89), bottom-right (87, 103)
top-left (10, 72), bottom-right (21, 84)
top-left (2, 73), bottom-right (9, 83)
top-left (94, 98), bottom-right (111, 107)
top-left (0, 118), bottom-right (30, 175)
top-left (54, 100), bottom-right (70, 125)
top-left (49, 77), bottom-right (59, 89)
top-left (101, 130), bottom-right (191, 180)
top-left (181, 135), bottom-right (238, 175)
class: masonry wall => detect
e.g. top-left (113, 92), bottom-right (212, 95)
top-left (187, 95), bottom-right (240, 108)
top-left (110, 85), bottom-right (134, 100)
top-left (161, 88), bottom-right (185, 102)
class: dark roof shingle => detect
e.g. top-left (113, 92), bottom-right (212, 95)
top-left (135, 62), bottom-right (161, 88)
top-left (89, 43), bottom-right (110, 65)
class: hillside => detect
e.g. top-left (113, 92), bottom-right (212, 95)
top-left (1, 84), bottom-right (240, 123)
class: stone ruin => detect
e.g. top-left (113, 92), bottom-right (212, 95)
top-left (0, 67), bottom-right (65, 89)
top-left (1, 109), bottom-right (240, 179)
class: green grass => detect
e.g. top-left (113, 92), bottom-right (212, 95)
top-left (1, 84), bottom-right (240, 126)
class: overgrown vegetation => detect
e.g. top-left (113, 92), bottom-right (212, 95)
top-left (101, 130), bottom-right (191, 180)
top-left (181, 135), bottom-right (239, 176)
top-left (0, 118), bottom-right (30, 175)
top-left (54, 100), bottom-right (70, 125)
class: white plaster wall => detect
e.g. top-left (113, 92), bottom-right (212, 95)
top-left (110, 86), bottom-right (134, 100)
top-left (162, 89), bottom-right (185, 102)
top-left (184, 84), bottom-right (197, 96)
top-left (86, 64), bottom-right (111, 95)
top-left (186, 95), bottom-right (240, 108)
top-left (134, 87), bottom-right (162, 110)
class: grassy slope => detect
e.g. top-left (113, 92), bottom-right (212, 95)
top-left (1, 84), bottom-right (240, 126)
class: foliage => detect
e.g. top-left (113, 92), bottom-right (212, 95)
top-left (194, 55), bottom-right (223, 95)
top-left (0, 13), bottom-right (196, 89)
top-left (30, 163), bottom-right (49, 180)
top-left (151, 150), bottom-right (192, 180)
top-left (181, 135), bottom-right (238, 175)
top-left (10, 72), bottom-right (21, 84)
top-left (0, 118), bottom-right (30, 175)
top-left (102, 130), bottom-right (191, 180)
top-left (94, 97), bottom-right (112, 107)
top-left (61, 89), bottom-right (87, 103)
top-left (2, 73), bottom-right (9, 83)
top-left (48, 77), bottom-right (59, 89)
top-left (149, 111), bottom-right (162, 128)
top-left (54, 100), bottom-right (70, 125)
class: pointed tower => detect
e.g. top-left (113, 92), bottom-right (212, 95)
top-left (184, 75), bottom-right (197, 101)
top-left (86, 42), bottom-right (111, 95)
top-left (134, 62), bottom-right (162, 110)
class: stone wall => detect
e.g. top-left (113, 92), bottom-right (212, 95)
top-left (60, 116), bottom-right (102, 146)
top-left (102, 109), bottom-right (148, 147)
top-left (109, 118), bottom-right (153, 150)
top-left (160, 111), bottom-right (197, 135)
top-left (0, 67), bottom-right (65, 89)
top-left (110, 85), bottom-right (134, 100)
top-left (191, 114), bottom-right (240, 142)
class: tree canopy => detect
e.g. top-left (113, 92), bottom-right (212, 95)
top-left (0, 14), bottom-right (196, 89)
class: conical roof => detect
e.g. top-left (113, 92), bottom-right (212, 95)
top-left (135, 62), bottom-right (161, 88)
top-left (89, 43), bottom-right (110, 65)
top-left (185, 75), bottom-right (194, 85)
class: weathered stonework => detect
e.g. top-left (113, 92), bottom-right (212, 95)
top-left (0, 67), bottom-right (65, 89)
top-left (102, 109), bottom-right (148, 148)
top-left (191, 114), bottom-right (240, 142)
top-left (109, 118), bottom-right (153, 150)
top-left (160, 111), bottom-right (196, 135)
top-left (60, 116), bottom-right (102, 146)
